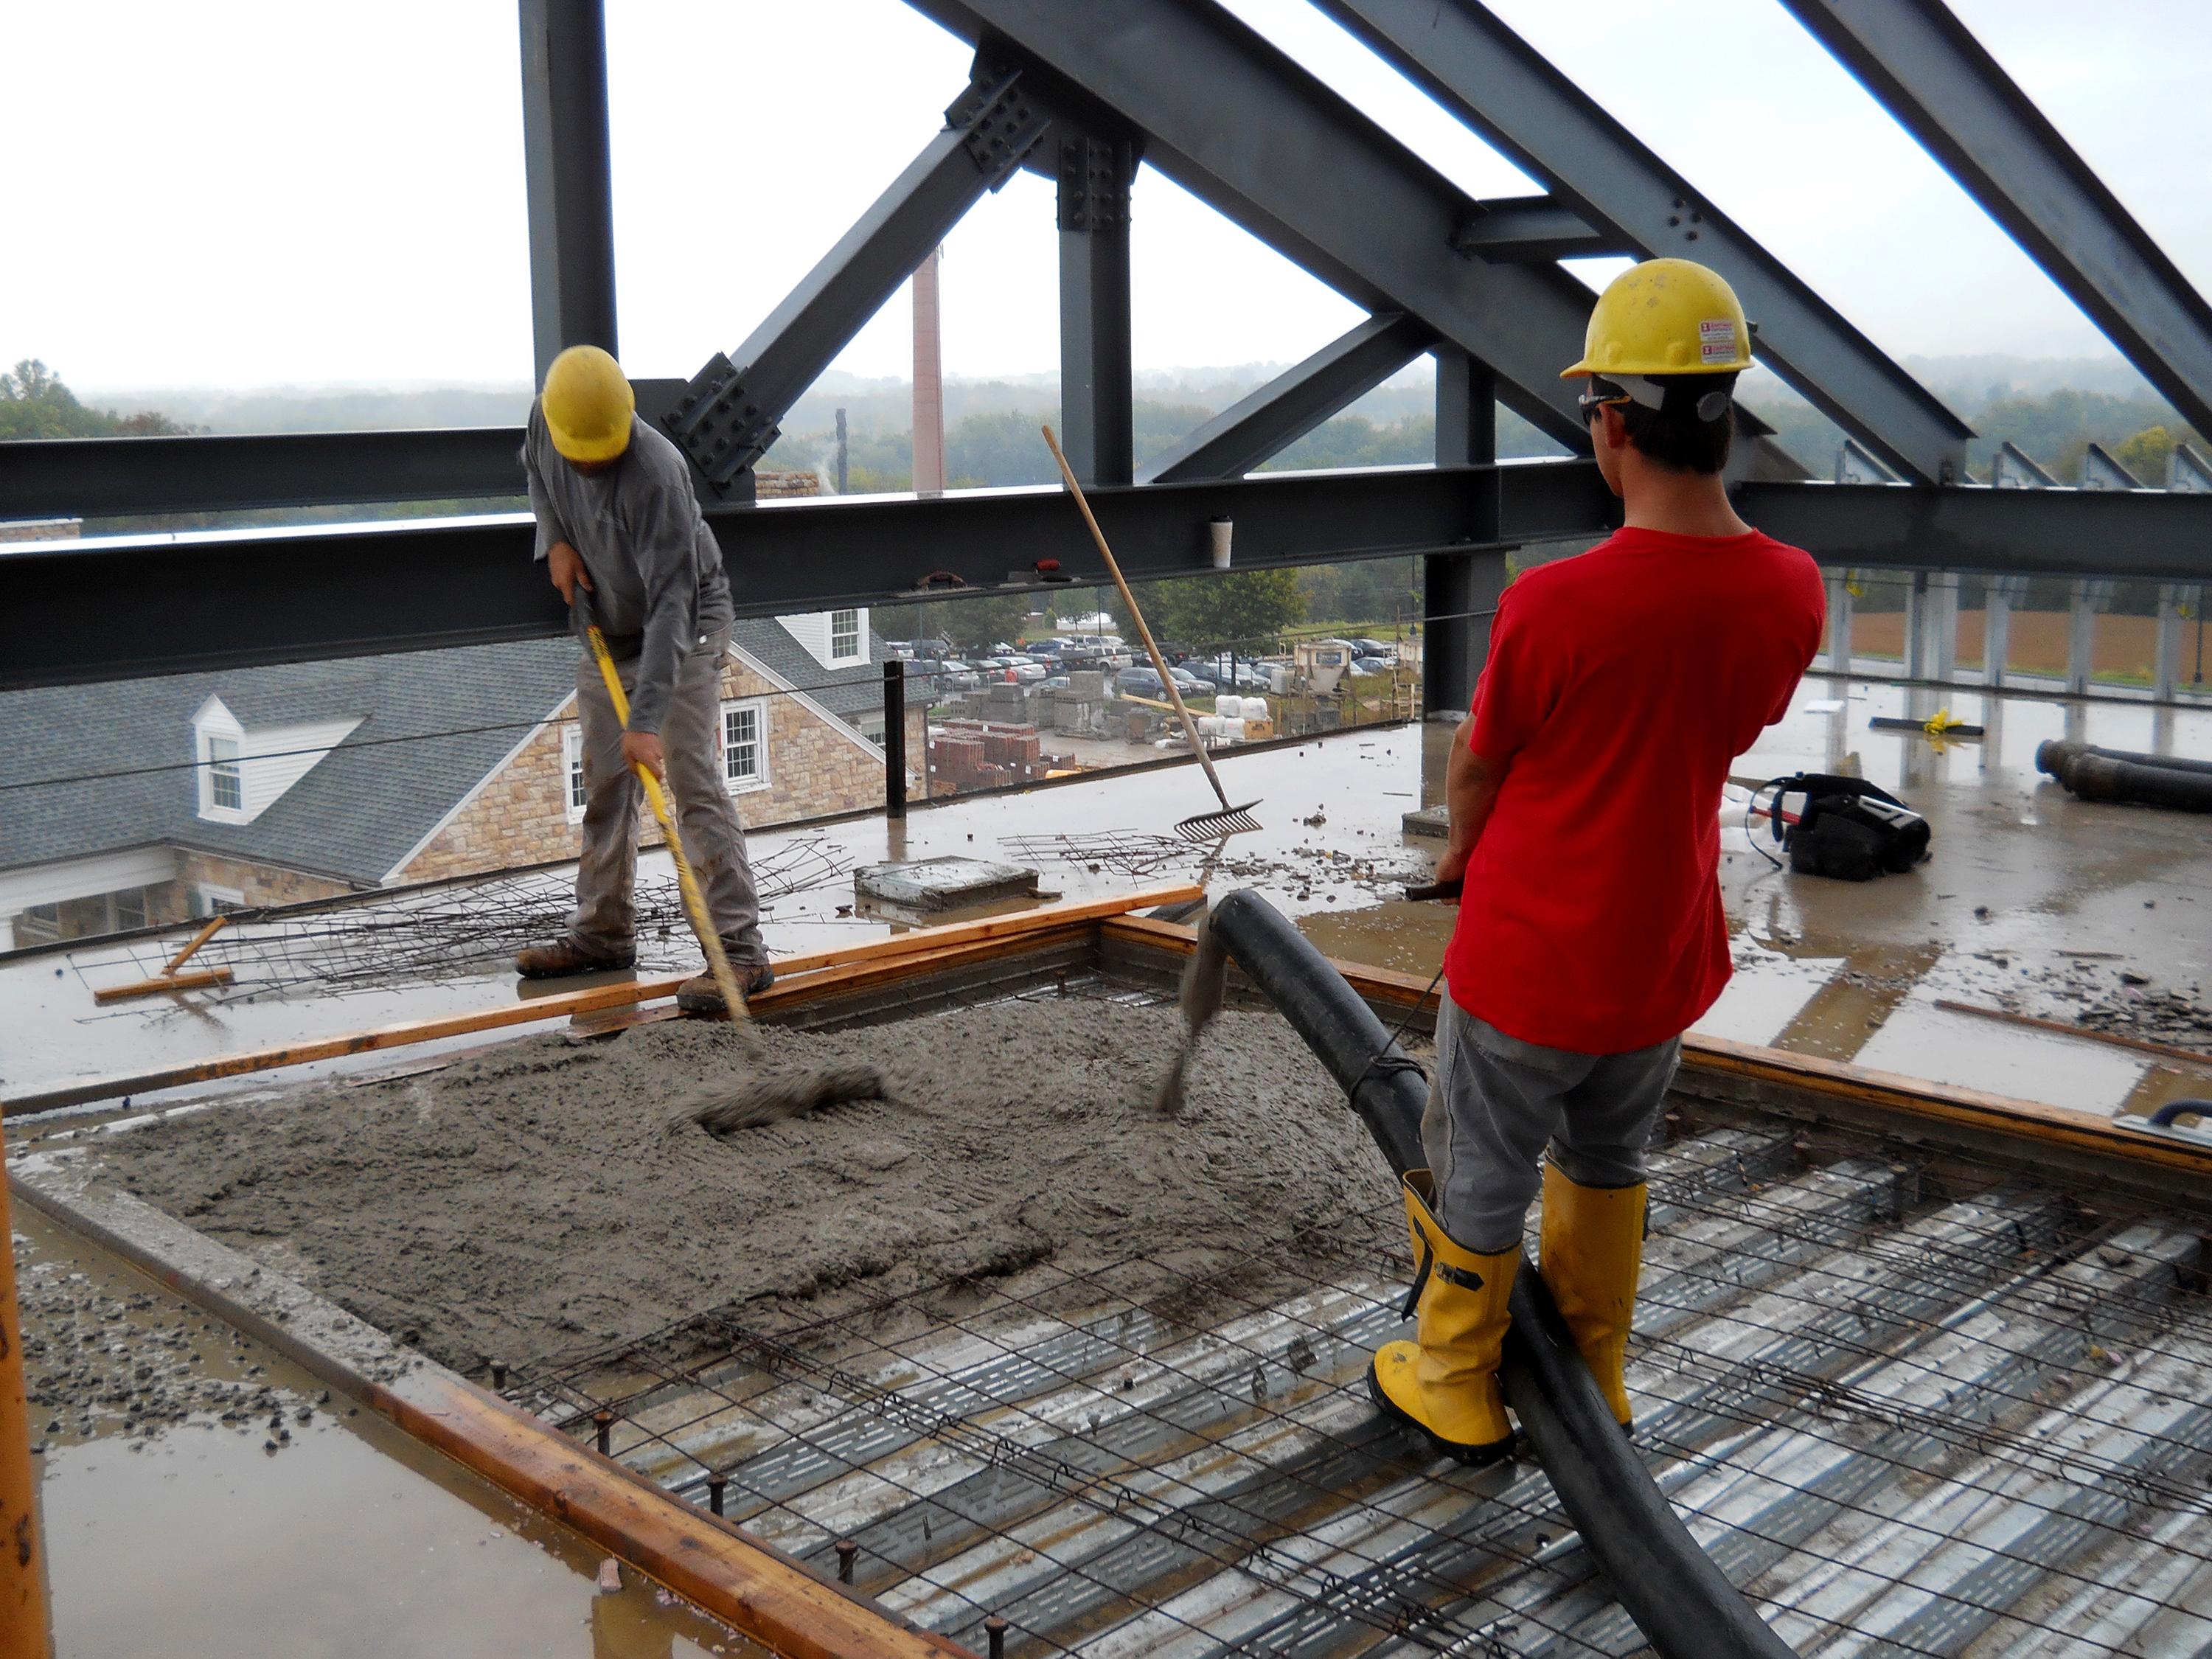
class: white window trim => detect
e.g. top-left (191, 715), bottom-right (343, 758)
top-left (829, 608), bottom-right (862, 662)
top-left (191, 883), bottom-right (246, 919)
top-left (198, 728), bottom-right (247, 824)
top-left (720, 697), bottom-right (771, 795)
top-left (563, 722), bottom-right (588, 824)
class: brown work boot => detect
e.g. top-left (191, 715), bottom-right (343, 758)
top-left (514, 939), bottom-right (636, 979)
top-left (676, 961), bottom-right (775, 1015)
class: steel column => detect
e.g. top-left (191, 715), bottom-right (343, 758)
top-left (883, 660), bottom-right (908, 818)
top-left (1139, 313), bottom-right (1435, 484)
top-left (1780, 0), bottom-right (2212, 439)
top-left (2066, 580), bottom-right (2113, 696)
top-left (1318, 0), bottom-right (1970, 484)
top-left (1426, 346), bottom-right (1506, 716)
top-left (519, 0), bottom-right (619, 382)
top-left (906, 0), bottom-right (1605, 448)
top-left (1057, 134), bottom-right (1136, 487)
top-left (1904, 570), bottom-right (1958, 682)
top-left (1824, 571), bottom-right (1855, 673)
top-left (1982, 574), bottom-right (2029, 686)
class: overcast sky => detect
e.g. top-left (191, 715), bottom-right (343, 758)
top-left (11, 0), bottom-right (2208, 396)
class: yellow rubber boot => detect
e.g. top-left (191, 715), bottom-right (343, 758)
top-left (1367, 1170), bottom-right (1518, 1464)
top-left (1538, 1163), bottom-right (1647, 1426)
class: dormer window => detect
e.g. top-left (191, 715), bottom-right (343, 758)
top-left (776, 609), bottom-right (870, 670)
top-left (209, 738), bottom-right (243, 811)
top-left (191, 694), bottom-right (363, 824)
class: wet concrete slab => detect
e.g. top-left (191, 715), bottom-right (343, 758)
top-left (13, 1202), bottom-right (763, 1659)
top-left (4, 680), bottom-right (2207, 1127)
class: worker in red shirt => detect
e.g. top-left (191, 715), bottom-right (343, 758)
top-left (1369, 260), bottom-right (1826, 1463)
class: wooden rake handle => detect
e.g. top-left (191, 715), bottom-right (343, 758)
top-left (578, 607), bottom-right (751, 1027)
top-left (1040, 424), bottom-right (1237, 813)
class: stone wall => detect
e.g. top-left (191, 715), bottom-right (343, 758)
top-left (392, 656), bottom-right (912, 886)
top-left (163, 849), bottom-right (355, 913)
top-left (399, 714), bottom-right (582, 884)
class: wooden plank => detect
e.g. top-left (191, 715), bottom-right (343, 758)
top-left (768, 884), bottom-right (1200, 984)
top-left (9, 884), bottom-right (1203, 1117)
top-left (1934, 999), bottom-right (2212, 1069)
top-left (161, 914), bottom-right (229, 975)
top-left (1095, 914), bottom-right (2212, 1175)
top-left (1681, 1031), bottom-right (2212, 1178)
top-left (6, 1165), bottom-right (976, 1659)
top-left (91, 967), bottom-right (235, 1004)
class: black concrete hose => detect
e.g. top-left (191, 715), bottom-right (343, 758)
top-left (2037, 740), bottom-right (2212, 811)
top-left (1203, 888), bottom-right (1799, 1659)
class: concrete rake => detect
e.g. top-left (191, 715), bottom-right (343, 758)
top-left (1043, 423), bottom-right (1263, 842)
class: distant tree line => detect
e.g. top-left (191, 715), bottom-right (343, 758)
top-left (0, 359), bottom-right (193, 440)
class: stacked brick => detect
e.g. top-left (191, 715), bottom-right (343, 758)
top-left (927, 720), bottom-right (1047, 793)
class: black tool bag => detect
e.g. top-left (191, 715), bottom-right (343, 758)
top-left (1756, 773), bottom-right (1931, 881)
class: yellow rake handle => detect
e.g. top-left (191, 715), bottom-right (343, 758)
top-left (583, 622), bottom-right (750, 1025)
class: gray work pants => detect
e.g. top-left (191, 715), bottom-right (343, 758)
top-left (567, 627), bottom-right (767, 966)
top-left (1421, 996), bottom-right (1681, 1253)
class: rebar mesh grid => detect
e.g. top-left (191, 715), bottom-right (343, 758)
top-left (492, 1079), bottom-right (2212, 1659)
top-left (63, 836), bottom-right (852, 999)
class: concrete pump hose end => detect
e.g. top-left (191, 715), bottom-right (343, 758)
top-left (1203, 887), bottom-right (1801, 1659)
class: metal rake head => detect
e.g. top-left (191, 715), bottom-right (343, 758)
top-left (1175, 802), bottom-right (1263, 841)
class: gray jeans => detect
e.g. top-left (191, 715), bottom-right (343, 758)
top-left (1420, 997), bottom-right (1681, 1253)
top-left (568, 626), bottom-right (766, 965)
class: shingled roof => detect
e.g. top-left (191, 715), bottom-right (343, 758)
top-left (734, 618), bottom-right (890, 721)
top-left (1, 639), bottom-right (579, 887)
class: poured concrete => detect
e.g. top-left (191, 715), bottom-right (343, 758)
top-left (13, 1203), bottom-right (762, 1659)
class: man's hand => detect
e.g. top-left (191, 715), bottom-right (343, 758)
top-left (1432, 842), bottom-right (1471, 889)
top-left (621, 730), bottom-right (664, 782)
top-left (547, 541), bottom-right (594, 605)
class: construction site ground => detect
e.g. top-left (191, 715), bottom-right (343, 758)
top-left (7, 671), bottom-right (2211, 1655)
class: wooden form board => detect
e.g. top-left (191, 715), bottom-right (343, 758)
top-left (1097, 916), bottom-right (2212, 1182)
top-left (11, 883), bottom-right (1202, 1117)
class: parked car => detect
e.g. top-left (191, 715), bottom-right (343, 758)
top-left (1349, 638), bottom-right (1398, 663)
top-left (1010, 661), bottom-right (1048, 683)
top-left (1351, 656), bottom-right (1394, 676)
top-left (1041, 675), bottom-right (1073, 692)
top-left (1184, 656), bottom-right (1269, 690)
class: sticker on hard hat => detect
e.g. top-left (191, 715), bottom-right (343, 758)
top-left (1700, 320), bottom-right (1739, 364)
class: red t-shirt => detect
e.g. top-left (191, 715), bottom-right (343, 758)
top-left (1443, 526), bottom-right (1824, 1052)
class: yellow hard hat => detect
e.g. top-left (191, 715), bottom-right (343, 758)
top-left (1560, 258), bottom-right (1753, 379)
top-left (542, 345), bottom-right (635, 463)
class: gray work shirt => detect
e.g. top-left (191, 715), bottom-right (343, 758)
top-left (521, 403), bottom-right (734, 734)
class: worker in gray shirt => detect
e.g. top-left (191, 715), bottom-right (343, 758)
top-left (513, 345), bottom-right (769, 1012)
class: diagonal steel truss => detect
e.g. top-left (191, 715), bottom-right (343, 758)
top-left (2, 0), bottom-right (2210, 695)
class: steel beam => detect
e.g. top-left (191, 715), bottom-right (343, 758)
top-left (1449, 196), bottom-right (1624, 262)
top-left (518, 0), bottom-right (619, 382)
top-left (1, 462), bottom-right (1613, 689)
top-left (1057, 133), bottom-right (1138, 487)
top-left (1779, 0), bottom-right (2212, 440)
top-left (1138, 312), bottom-right (1436, 484)
top-left (906, 0), bottom-right (1604, 449)
top-left (660, 69), bottom-right (1050, 495)
top-left (1318, 0), bottom-right (1972, 485)
top-left (0, 428), bottom-right (528, 518)
top-left (1738, 482), bottom-right (2212, 583)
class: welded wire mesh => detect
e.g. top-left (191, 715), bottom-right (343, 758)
top-left (63, 837), bottom-right (852, 998)
top-left (490, 995), bottom-right (2212, 1659)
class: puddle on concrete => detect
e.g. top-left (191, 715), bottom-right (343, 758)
top-left (13, 1205), bottom-right (767, 1659)
top-left (1296, 898), bottom-right (1455, 979)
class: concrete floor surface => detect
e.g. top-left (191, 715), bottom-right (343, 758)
top-left (5, 673), bottom-right (2211, 1649)
top-left (12, 1203), bottom-right (762, 1659)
